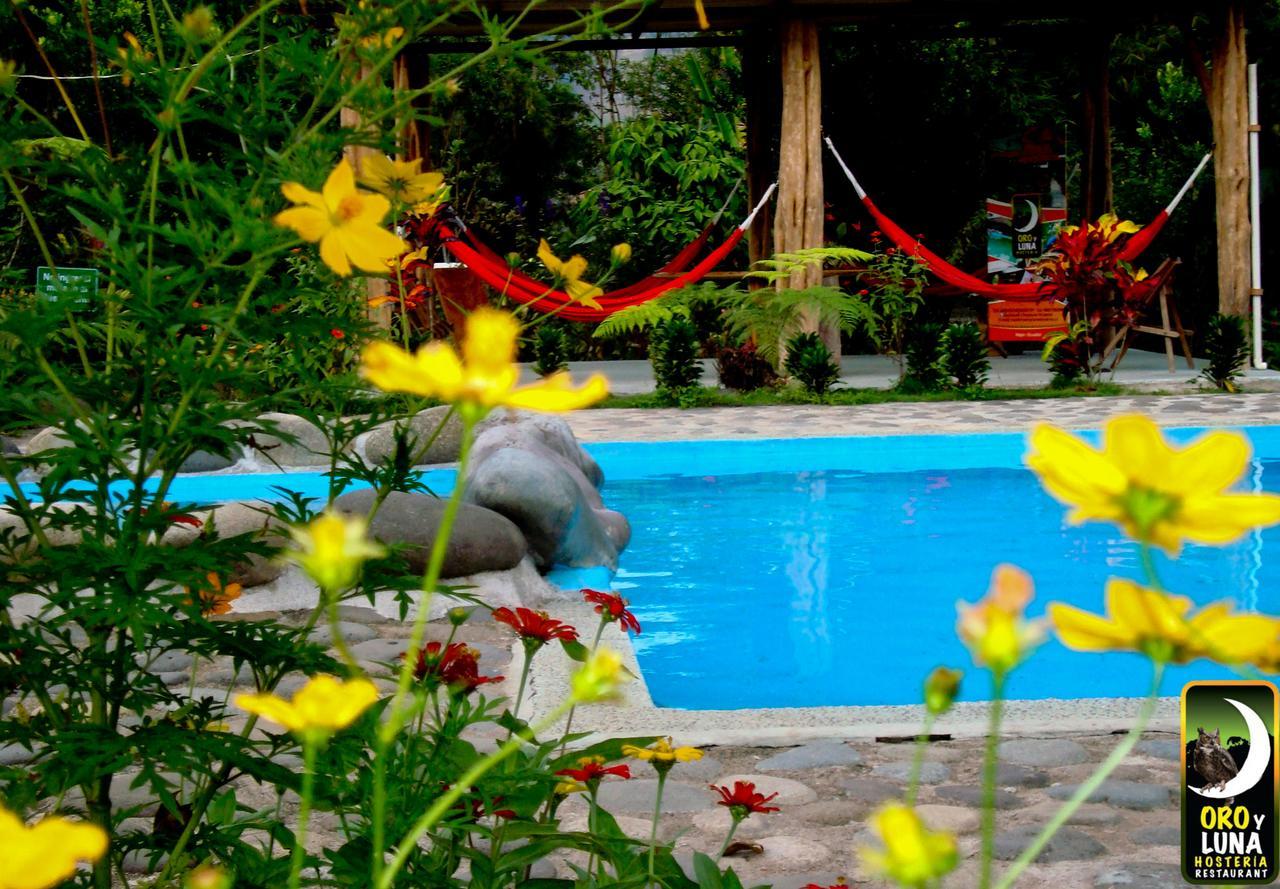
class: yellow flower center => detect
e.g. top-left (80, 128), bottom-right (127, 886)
top-left (336, 194), bottom-right (365, 222)
top-left (1117, 486), bottom-right (1181, 536)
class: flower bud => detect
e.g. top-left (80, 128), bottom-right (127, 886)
top-left (611, 242), bottom-right (632, 264)
top-left (923, 666), bottom-right (962, 716)
top-left (179, 6), bottom-right (217, 43)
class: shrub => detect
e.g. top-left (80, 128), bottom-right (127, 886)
top-left (1201, 312), bottom-right (1250, 392)
top-left (902, 322), bottom-right (948, 391)
top-left (942, 321), bottom-right (991, 389)
top-left (533, 323), bottom-right (569, 376)
top-left (716, 342), bottom-right (778, 391)
top-left (784, 331), bottom-right (841, 395)
top-left (649, 316), bottom-right (703, 392)
top-left (1046, 339), bottom-right (1087, 388)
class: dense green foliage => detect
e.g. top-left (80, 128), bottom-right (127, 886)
top-left (532, 323), bottom-right (568, 376)
top-left (1201, 312), bottom-right (1250, 391)
top-left (901, 322), bottom-right (949, 391)
top-left (648, 316), bottom-right (703, 393)
top-left (783, 331), bottom-right (840, 395)
top-left (942, 321), bottom-right (992, 389)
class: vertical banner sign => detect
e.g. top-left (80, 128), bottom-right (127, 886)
top-left (35, 267), bottom-right (98, 307)
top-left (1182, 681), bottom-right (1279, 884)
top-left (985, 127), bottom-right (1069, 342)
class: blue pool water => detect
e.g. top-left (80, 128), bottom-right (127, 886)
top-left (14, 426), bottom-right (1280, 710)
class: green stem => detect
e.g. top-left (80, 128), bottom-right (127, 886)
top-left (716, 816), bottom-right (742, 860)
top-left (511, 643), bottom-right (536, 720)
top-left (647, 769), bottom-right (668, 888)
top-left (978, 671), bottom-right (1006, 889)
top-left (906, 712), bottom-right (937, 806)
top-left (557, 619), bottom-right (609, 755)
top-left (992, 662), bottom-right (1165, 889)
top-left (1139, 543), bottom-right (1163, 591)
top-left (288, 739), bottom-right (319, 889)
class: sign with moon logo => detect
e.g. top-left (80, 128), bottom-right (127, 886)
top-left (1182, 681), bottom-right (1279, 884)
top-left (1010, 194), bottom-right (1042, 258)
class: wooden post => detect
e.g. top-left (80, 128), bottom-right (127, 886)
top-left (773, 20), bottom-right (836, 355)
top-left (1080, 30), bottom-right (1113, 220)
top-left (742, 31), bottom-right (778, 276)
top-left (1208, 2), bottom-right (1252, 317)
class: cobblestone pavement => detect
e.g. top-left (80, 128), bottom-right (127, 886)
top-left (7, 604), bottom-right (1190, 887)
top-left (568, 391), bottom-right (1280, 443)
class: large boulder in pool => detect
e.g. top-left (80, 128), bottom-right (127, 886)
top-left (362, 406), bottom-right (465, 467)
top-left (332, 489), bottom-right (527, 579)
top-left (462, 413), bottom-right (628, 571)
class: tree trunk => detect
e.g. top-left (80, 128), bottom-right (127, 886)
top-left (774, 20), bottom-right (837, 355)
top-left (1080, 30), bottom-right (1113, 220)
top-left (1208, 2), bottom-right (1252, 317)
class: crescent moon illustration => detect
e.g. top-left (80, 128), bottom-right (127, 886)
top-left (1190, 698), bottom-right (1272, 799)
top-left (1014, 200), bottom-right (1040, 233)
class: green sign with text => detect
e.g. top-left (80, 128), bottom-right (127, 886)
top-left (35, 266), bottom-right (98, 306)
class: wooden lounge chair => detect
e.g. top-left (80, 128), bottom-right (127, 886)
top-left (1101, 257), bottom-right (1195, 373)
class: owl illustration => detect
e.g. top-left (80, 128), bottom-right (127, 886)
top-left (1195, 726), bottom-right (1239, 792)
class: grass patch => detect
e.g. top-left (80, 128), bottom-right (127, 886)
top-left (595, 382), bottom-right (1169, 409)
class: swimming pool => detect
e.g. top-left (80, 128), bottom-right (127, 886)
top-left (589, 428), bottom-right (1280, 710)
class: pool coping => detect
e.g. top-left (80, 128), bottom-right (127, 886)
top-left (521, 601), bottom-right (1180, 745)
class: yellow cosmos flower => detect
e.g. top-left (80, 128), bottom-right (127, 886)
top-left (956, 565), bottom-right (1045, 674)
top-left (285, 511), bottom-right (385, 592)
top-left (1026, 415), bottom-right (1280, 555)
top-left (360, 155), bottom-right (444, 206)
top-left (536, 239), bottom-right (604, 309)
top-left (571, 647), bottom-right (628, 703)
top-left (1049, 578), bottom-right (1277, 665)
top-left (622, 737), bottom-right (703, 764)
top-left (0, 806), bottom-right (108, 889)
top-left (235, 674), bottom-right (378, 739)
top-left (611, 242), bottom-right (632, 264)
top-left (857, 803), bottom-right (958, 889)
top-left (274, 160), bottom-right (408, 277)
top-left (361, 307), bottom-right (608, 416)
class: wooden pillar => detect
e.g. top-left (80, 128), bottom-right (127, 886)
top-left (1080, 30), bottom-right (1113, 220)
top-left (742, 31), bottom-right (778, 275)
top-left (1207, 2), bottom-right (1252, 317)
top-left (396, 52), bottom-right (433, 167)
top-left (774, 19), bottom-right (836, 355)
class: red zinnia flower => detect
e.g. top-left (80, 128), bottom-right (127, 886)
top-left (885, 247), bottom-right (897, 255)
top-left (581, 590), bottom-right (641, 635)
top-left (410, 642), bottom-right (503, 694)
top-left (444, 786), bottom-right (517, 821)
top-left (492, 607), bottom-right (578, 644)
top-left (710, 781), bottom-right (780, 817)
top-left (555, 760), bottom-right (631, 784)
top-left (331, 328), bottom-right (345, 339)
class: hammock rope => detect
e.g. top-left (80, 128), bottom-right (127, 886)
top-left (439, 182), bottom-right (776, 322)
top-left (456, 178), bottom-right (744, 305)
top-left (824, 137), bottom-right (1212, 302)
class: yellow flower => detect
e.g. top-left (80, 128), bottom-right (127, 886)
top-left (0, 60), bottom-right (17, 94)
top-left (411, 182), bottom-right (450, 218)
top-left (923, 666), bottom-right (962, 716)
top-left (1049, 578), bottom-right (1277, 665)
top-left (274, 160), bottom-right (408, 277)
top-left (622, 737), bottom-right (703, 763)
top-left (0, 806), bottom-right (108, 889)
top-left (956, 565), bottom-right (1045, 673)
top-left (284, 511), bottom-right (385, 592)
top-left (1094, 212), bottom-right (1141, 241)
top-left (858, 803), bottom-right (958, 889)
top-left (571, 647), bottom-right (628, 703)
top-left (536, 240), bottom-right (604, 309)
top-left (113, 32), bottom-right (151, 87)
top-left (361, 307), bottom-right (608, 416)
top-left (235, 674), bottom-right (378, 738)
top-left (1026, 415), bottom-right (1280, 555)
top-left (360, 155), bottom-right (444, 206)
top-left (179, 6), bottom-right (217, 42)
top-left (611, 242), bottom-right (632, 264)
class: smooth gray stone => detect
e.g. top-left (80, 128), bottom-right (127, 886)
top-left (1095, 863), bottom-right (1195, 888)
top-left (333, 605), bottom-right (391, 625)
top-left (158, 671), bottom-right (190, 687)
top-left (363, 406), bottom-right (465, 467)
top-left (664, 754), bottom-right (722, 781)
top-left (350, 637), bottom-right (409, 665)
top-left (756, 742), bottom-right (862, 771)
top-left (309, 621), bottom-right (379, 646)
top-left (147, 650), bottom-right (194, 673)
top-left (1131, 825), bottom-right (1181, 846)
top-left (871, 761), bottom-right (950, 784)
top-left (333, 489), bottom-right (527, 579)
top-left (997, 763), bottom-right (1050, 788)
top-left (994, 825), bottom-right (1105, 862)
top-left (0, 743), bottom-right (36, 765)
top-left (1047, 780), bottom-right (1174, 810)
top-left (179, 447), bottom-right (240, 473)
top-left (595, 779), bottom-right (717, 814)
top-left (1134, 738), bottom-right (1182, 761)
top-left (998, 738), bottom-right (1089, 766)
top-left (247, 412), bottom-right (331, 466)
top-left (836, 777), bottom-right (901, 804)
top-left (933, 785), bottom-right (1023, 809)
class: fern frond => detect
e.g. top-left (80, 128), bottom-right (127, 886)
top-left (590, 282), bottom-right (735, 338)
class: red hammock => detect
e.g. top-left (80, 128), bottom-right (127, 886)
top-left (440, 183), bottom-right (776, 322)
top-left (825, 137), bottom-right (1212, 302)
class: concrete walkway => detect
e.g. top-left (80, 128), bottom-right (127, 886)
top-left (524, 349), bottom-right (1280, 395)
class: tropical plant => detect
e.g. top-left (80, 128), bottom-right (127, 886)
top-left (715, 341), bottom-right (777, 391)
top-left (900, 321), bottom-right (948, 392)
top-left (649, 316), bottom-right (703, 393)
top-left (942, 321), bottom-right (991, 389)
top-left (783, 331), bottom-right (840, 396)
top-left (591, 281), bottom-right (729, 339)
top-left (533, 323), bottom-right (569, 376)
top-left (1200, 312), bottom-right (1250, 392)
top-left (855, 250), bottom-right (929, 380)
top-left (722, 285), bottom-right (878, 367)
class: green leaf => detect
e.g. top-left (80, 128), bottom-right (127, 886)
top-left (692, 852), bottom-right (724, 889)
top-left (560, 637), bottom-right (589, 663)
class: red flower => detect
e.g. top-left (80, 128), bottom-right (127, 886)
top-left (710, 781), bottom-right (780, 816)
top-left (492, 607), bottom-right (578, 644)
top-left (870, 230), bottom-right (883, 240)
top-left (330, 328), bottom-right (345, 339)
top-left (858, 289), bottom-right (870, 297)
top-left (555, 759), bottom-right (631, 784)
top-left (885, 247), bottom-right (897, 255)
top-left (445, 787), bottom-right (517, 821)
top-left (582, 590), bottom-right (641, 635)
top-left (410, 642), bottom-right (503, 694)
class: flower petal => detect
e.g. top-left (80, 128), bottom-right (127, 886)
top-left (322, 160), bottom-right (357, 212)
top-left (1048, 602), bottom-right (1135, 651)
top-left (274, 206), bottom-right (330, 242)
top-left (504, 373), bottom-right (608, 412)
top-left (1102, 415), bottom-right (1173, 488)
top-left (1169, 431), bottom-right (1250, 494)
